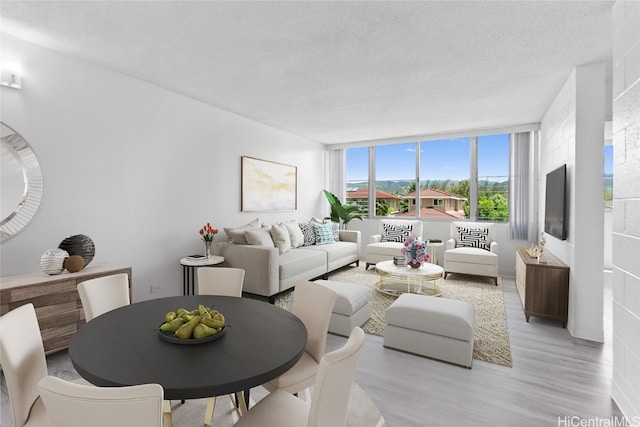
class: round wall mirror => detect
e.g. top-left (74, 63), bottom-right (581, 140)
top-left (1, 122), bottom-right (44, 243)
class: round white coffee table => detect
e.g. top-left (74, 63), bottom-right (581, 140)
top-left (374, 260), bottom-right (444, 297)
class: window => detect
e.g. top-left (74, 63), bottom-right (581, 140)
top-left (375, 142), bottom-right (416, 217)
top-left (419, 138), bottom-right (470, 219)
top-left (344, 132), bottom-right (512, 222)
top-left (345, 147), bottom-right (369, 215)
top-left (477, 134), bottom-right (509, 222)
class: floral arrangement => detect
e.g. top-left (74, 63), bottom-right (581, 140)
top-left (199, 222), bottom-right (219, 242)
top-left (401, 235), bottom-right (430, 266)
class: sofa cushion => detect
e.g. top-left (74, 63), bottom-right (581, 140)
top-left (245, 228), bottom-right (275, 247)
top-left (314, 223), bottom-right (335, 245)
top-left (270, 223), bottom-right (291, 254)
top-left (224, 218), bottom-right (261, 244)
top-left (329, 221), bottom-right (340, 241)
top-left (283, 220), bottom-right (305, 248)
top-left (445, 247), bottom-right (497, 265)
top-left (278, 248), bottom-right (327, 281)
top-left (299, 221), bottom-right (316, 246)
top-left (306, 241), bottom-right (356, 264)
top-left (455, 226), bottom-right (490, 250)
top-left (381, 223), bottom-right (413, 242)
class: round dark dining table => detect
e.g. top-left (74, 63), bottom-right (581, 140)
top-left (68, 295), bottom-right (307, 402)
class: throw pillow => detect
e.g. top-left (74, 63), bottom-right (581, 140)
top-left (224, 218), bottom-right (262, 244)
top-left (456, 226), bottom-right (490, 250)
top-left (244, 228), bottom-right (275, 247)
top-left (299, 221), bottom-right (316, 246)
top-left (314, 222), bottom-right (335, 245)
top-left (283, 220), bottom-right (305, 248)
top-left (270, 223), bottom-right (292, 254)
top-left (381, 223), bottom-right (413, 242)
top-left (329, 221), bottom-right (340, 241)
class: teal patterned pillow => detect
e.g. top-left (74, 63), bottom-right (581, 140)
top-left (314, 223), bottom-right (335, 245)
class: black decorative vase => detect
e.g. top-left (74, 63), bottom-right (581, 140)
top-left (59, 234), bottom-right (95, 268)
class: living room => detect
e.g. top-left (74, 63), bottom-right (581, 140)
top-left (1, 1), bottom-right (639, 426)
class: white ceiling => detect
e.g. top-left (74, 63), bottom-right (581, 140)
top-left (0, 1), bottom-right (614, 144)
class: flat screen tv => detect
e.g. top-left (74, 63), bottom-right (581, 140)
top-left (544, 164), bottom-right (567, 240)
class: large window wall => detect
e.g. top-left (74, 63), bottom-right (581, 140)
top-left (344, 132), bottom-right (511, 222)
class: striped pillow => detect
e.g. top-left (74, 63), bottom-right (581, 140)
top-left (381, 223), bottom-right (413, 243)
top-left (456, 226), bottom-right (490, 250)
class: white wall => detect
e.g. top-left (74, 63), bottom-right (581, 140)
top-left (611, 0), bottom-right (640, 420)
top-left (540, 62), bottom-right (606, 342)
top-left (0, 35), bottom-right (328, 302)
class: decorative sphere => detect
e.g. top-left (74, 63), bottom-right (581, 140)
top-left (40, 249), bottom-right (69, 275)
top-left (59, 234), bottom-right (95, 267)
top-left (63, 255), bottom-right (85, 273)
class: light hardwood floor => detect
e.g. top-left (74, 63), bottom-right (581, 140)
top-left (325, 276), bottom-right (624, 427)
top-left (2, 277), bottom-right (624, 427)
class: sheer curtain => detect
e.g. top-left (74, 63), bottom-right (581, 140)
top-left (328, 149), bottom-right (345, 201)
top-left (509, 132), bottom-right (537, 241)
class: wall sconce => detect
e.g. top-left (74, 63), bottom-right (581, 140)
top-left (1, 59), bottom-right (22, 89)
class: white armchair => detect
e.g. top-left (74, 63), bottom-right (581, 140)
top-left (365, 219), bottom-right (423, 269)
top-left (443, 221), bottom-right (499, 285)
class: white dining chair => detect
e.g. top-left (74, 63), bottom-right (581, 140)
top-left (197, 267), bottom-right (245, 297)
top-left (196, 266), bottom-right (245, 426)
top-left (77, 273), bottom-right (174, 425)
top-left (77, 272), bottom-right (130, 321)
top-left (37, 375), bottom-right (164, 427)
top-left (0, 303), bottom-right (91, 427)
top-left (263, 280), bottom-right (337, 394)
top-left (234, 326), bottom-right (365, 427)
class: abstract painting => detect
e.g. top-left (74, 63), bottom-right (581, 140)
top-left (241, 156), bottom-right (297, 211)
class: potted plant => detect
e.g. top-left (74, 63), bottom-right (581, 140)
top-left (322, 190), bottom-right (364, 229)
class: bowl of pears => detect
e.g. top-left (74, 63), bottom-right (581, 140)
top-left (158, 304), bottom-right (226, 344)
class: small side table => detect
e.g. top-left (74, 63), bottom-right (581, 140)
top-left (179, 255), bottom-right (224, 295)
top-left (427, 240), bottom-right (444, 266)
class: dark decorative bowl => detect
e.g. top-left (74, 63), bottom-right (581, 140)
top-left (58, 234), bottom-right (95, 267)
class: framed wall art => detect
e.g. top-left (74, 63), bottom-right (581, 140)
top-left (241, 156), bottom-right (297, 211)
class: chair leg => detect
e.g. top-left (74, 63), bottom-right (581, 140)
top-left (204, 397), bottom-right (216, 427)
top-left (163, 400), bottom-right (173, 427)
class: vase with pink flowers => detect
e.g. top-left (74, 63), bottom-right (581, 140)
top-left (401, 235), bottom-right (430, 268)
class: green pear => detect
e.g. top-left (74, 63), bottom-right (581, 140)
top-left (175, 315), bottom-right (201, 339)
top-left (193, 323), bottom-right (219, 339)
top-left (200, 315), bottom-right (224, 329)
top-left (165, 311), bottom-right (177, 322)
top-left (160, 317), bottom-right (184, 333)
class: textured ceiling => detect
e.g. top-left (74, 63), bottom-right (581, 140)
top-left (0, 1), bottom-right (614, 144)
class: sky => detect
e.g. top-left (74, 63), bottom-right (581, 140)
top-left (346, 134), bottom-right (510, 182)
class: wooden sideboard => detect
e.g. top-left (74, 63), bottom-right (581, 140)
top-left (0, 263), bottom-right (132, 354)
top-left (515, 246), bottom-right (569, 327)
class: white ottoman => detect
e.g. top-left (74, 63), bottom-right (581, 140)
top-left (314, 280), bottom-right (371, 336)
top-left (383, 293), bottom-right (476, 368)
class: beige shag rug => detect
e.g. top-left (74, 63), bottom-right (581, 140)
top-left (276, 264), bottom-right (512, 368)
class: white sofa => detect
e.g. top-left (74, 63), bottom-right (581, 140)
top-left (211, 219), bottom-right (361, 302)
top-left (443, 221), bottom-right (499, 285)
top-left (365, 219), bottom-right (423, 269)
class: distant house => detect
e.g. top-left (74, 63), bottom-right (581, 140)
top-left (398, 188), bottom-right (466, 218)
top-left (346, 187), bottom-right (402, 213)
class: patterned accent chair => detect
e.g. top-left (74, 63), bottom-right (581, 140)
top-left (365, 219), bottom-right (423, 269)
top-left (443, 221), bottom-right (499, 285)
